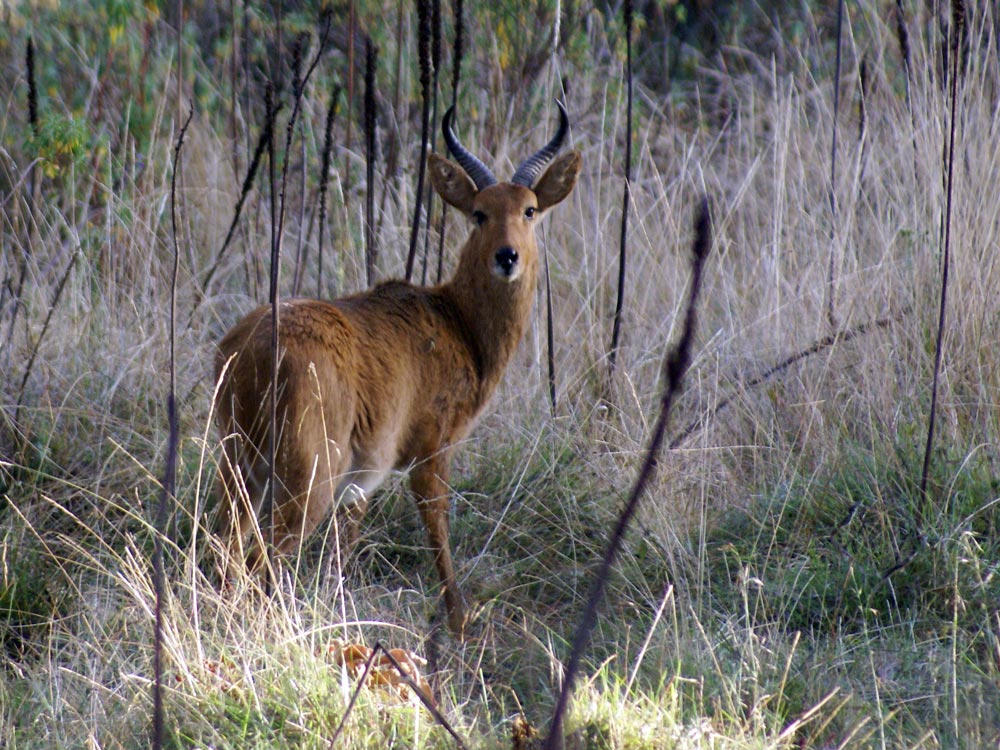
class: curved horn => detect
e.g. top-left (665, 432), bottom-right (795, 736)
top-left (510, 101), bottom-right (569, 188)
top-left (441, 106), bottom-right (497, 190)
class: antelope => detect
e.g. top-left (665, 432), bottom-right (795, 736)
top-left (214, 104), bottom-right (581, 636)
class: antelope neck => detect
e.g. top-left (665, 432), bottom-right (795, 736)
top-left (441, 265), bottom-right (537, 398)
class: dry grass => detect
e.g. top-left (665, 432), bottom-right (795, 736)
top-left (3, 2), bottom-right (1000, 748)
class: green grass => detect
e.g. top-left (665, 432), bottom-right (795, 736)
top-left (698, 436), bottom-right (1000, 746)
top-left (4, 0), bottom-right (1000, 748)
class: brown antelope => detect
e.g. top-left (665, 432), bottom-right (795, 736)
top-left (214, 104), bottom-right (581, 636)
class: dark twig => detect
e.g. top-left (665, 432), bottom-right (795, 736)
top-left (857, 55), bottom-right (869, 186)
top-left (544, 244), bottom-right (557, 414)
top-left (431, 0), bottom-right (442, 93)
top-left (895, 0), bottom-right (919, 186)
top-left (539, 13), bottom-right (562, 414)
top-left (827, 0), bottom-right (844, 331)
top-left (276, 17), bottom-right (329, 286)
top-left (26, 37), bottom-right (38, 132)
top-left (265, 81), bottom-right (279, 565)
top-left (227, 0), bottom-right (241, 193)
top-left (345, 0), bottom-right (357, 205)
top-left (918, 0), bottom-right (964, 522)
top-left (432, 0), bottom-right (466, 285)
top-left (894, 0), bottom-right (912, 82)
top-left (405, 0), bottom-right (434, 282)
top-left (291, 15), bottom-right (333, 296)
top-left (364, 37), bottom-right (378, 286)
top-left (420, 0), bottom-right (442, 285)
top-left (378, 0), bottom-right (405, 254)
top-left (153, 379), bottom-right (178, 750)
top-left (261, 16), bottom-right (329, 573)
top-left (5, 37), bottom-right (40, 355)
top-left (607, 0), bottom-right (633, 377)
top-left (316, 85), bottom-right (341, 298)
top-left (25, 34), bottom-right (38, 222)
top-left (451, 0), bottom-right (464, 100)
top-left (545, 199), bottom-right (711, 750)
top-left (289, 36), bottom-right (306, 295)
top-left (154, 103), bottom-right (193, 750)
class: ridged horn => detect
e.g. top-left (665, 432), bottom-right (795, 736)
top-left (441, 106), bottom-right (497, 190)
top-left (510, 101), bottom-right (569, 188)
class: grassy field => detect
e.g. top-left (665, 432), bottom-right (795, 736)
top-left (3, 1), bottom-right (1000, 748)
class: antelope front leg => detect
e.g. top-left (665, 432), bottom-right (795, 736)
top-left (410, 461), bottom-right (466, 637)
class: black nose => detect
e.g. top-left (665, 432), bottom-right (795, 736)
top-left (495, 246), bottom-right (519, 276)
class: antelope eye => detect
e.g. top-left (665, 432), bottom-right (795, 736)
top-left (525, 207), bottom-right (536, 220)
top-left (473, 210), bottom-right (487, 226)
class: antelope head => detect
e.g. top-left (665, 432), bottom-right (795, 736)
top-left (427, 103), bottom-right (582, 373)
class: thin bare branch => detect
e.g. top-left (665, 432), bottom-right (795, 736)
top-left (608, 0), bottom-right (633, 377)
top-left (545, 198), bottom-right (711, 750)
top-left (155, 103), bottom-right (193, 750)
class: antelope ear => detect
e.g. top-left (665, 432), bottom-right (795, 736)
top-left (428, 153), bottom-right (478, 215)
top-left (533, 151), bottom-right (581, 213)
